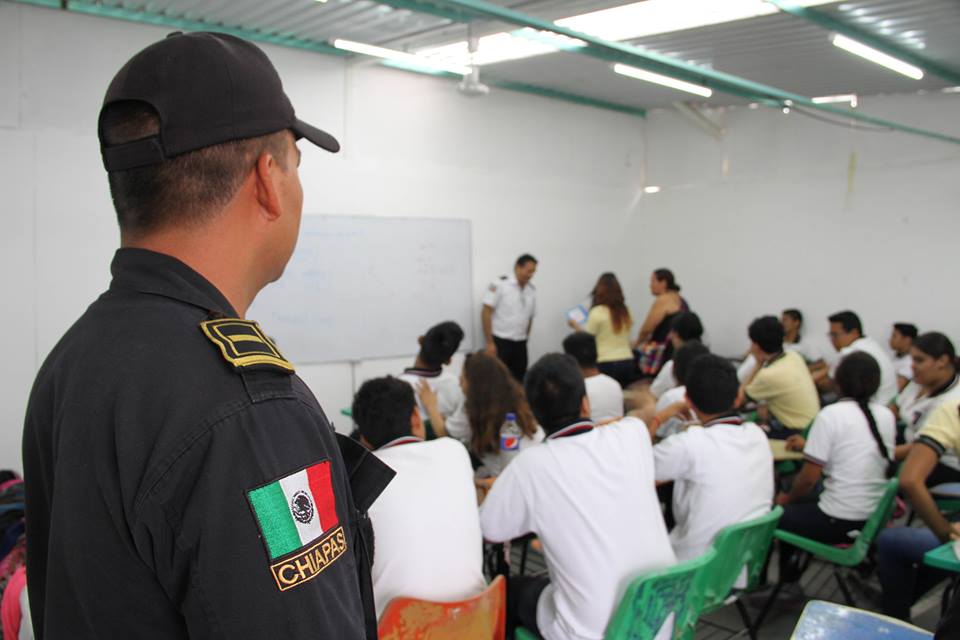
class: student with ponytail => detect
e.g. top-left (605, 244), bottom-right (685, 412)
top-left (773, 351), bottom-right (896, 583)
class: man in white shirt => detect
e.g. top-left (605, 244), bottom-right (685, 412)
top-left (889, 323), bottom-right (918, 392)
top-left (654, 354), bottom-right (774, 562)
top-left (812, 310), bottom-right (898, 405)
top-left (482, 254), bottom-right (537, 381)
top-left (397, 321), bottom-right (464, 437)
top-left (481, 354), bottom-right (675, 640)
top-left (562, 332), bottom-right (624, 424)
top-left (351, 377), bottom-right (486, 617)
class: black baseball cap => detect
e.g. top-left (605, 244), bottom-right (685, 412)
top-left (98, 31), bottom-right (339, 172)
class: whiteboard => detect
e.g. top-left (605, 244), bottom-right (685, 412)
top-left (248, 215), bottom-right (474, 364)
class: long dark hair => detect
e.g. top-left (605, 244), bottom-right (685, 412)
top-left (592, 272), bottom-right (631, 334)
top-left (653, 268), bottom-right (681, 292)
top-left (835, 352), bottom-right (896, 478)
top-left (463, 352), bottom-right (538, 456)
top-left (914, 332), bottom-right (959, 371)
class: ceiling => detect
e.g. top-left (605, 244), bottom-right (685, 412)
top-left (17, 0), bottom-right (960, 113)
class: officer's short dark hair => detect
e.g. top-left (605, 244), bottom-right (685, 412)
top-left (420, 321), bottom-right (464, 368)
top-left (748, 316), bottom-right (785, 354)
top-left (562, 332), bottom-right (598, 368)
top-left (685, 354), bottom-right (738, 415)
top-left (100, 101), bottom-right (291, 236)
top-left (516, 254), bottom-right (538, 268)
top-left (828, 310), bottom-right (862, 335)
top-left (524, 353), bottom-right (585, 434)
top-left (670, 312), bottom-right (703, 342)
top-left (672, 341), bottom-right (710, 386)
top-left (351, 376), bottom-right (416, 449)
top-left (893, 323), bottom-right (919, 340)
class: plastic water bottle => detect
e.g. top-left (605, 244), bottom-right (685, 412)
top-left (499, 412), bottom-right (522, 467)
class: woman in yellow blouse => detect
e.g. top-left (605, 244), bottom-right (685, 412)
top-left (569, 272), bottom-right (635, 387)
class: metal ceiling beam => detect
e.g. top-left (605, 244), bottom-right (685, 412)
top-left (10, 0), bottom-right (349, 56)
top-left (372, 0), bottom-right (960, 146)
top-left (767, 0), bottom-right (960, 86)
top-left (9, 0), bottom-right (644, 119)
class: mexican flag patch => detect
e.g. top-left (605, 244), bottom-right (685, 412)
top-left (247, 460), bottom-right (348, 591)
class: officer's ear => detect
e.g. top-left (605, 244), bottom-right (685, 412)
top-left (411, 407), bottom-right (426, 439)
top-left (253, 149), bottom-right (283, 221)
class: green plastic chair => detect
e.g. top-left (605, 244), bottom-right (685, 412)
top-left (515, 548), bottom-right (718, 640)
top-left (757, 478), bottom-right (900, 628)
top-left (696, 507), bottom-right (784, 640)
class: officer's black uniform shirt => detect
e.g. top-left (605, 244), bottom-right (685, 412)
top-left (23, 248), bottom-right (391, 639)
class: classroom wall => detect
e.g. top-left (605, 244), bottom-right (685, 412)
top-left (624, 94), bottom-right (960, 360)
top-left (0, 3), bottom-right (647, 471)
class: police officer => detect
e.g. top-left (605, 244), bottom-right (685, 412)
top-left (22, 32), bottom-right (393, 639)
top-left (481, 254), bottom-right (538, 381)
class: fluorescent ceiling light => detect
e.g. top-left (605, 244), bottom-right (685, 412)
top-left (417, 0), bottom-right (835, 68)
top-left (943, 86), bottom-right (960, 94)
top-left (812, 93), bottom-right (858, 107)
top-left (613, 63), bottom-right (712, 97)
top-left (830, 34), bottom-right (924, 79)
top-left (644, 186), bottom-right (661, 194)
top-left (333, 39), bottom-right (471, 75)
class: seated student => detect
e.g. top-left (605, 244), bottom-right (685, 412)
top-left (781, 308), bottom-right (824, 366)
top-left (656, 341), bottom-right (711, 412)
top-left (654, 354), bottom-right (773, 561)
top-left (877, 397), bottom-right (960, 621)
top-left (890, 323), bottom-right (919, 392)
top-left (652, 341), bottom-right (710, 442)
top-left (421, 351), bottom-right (543, 476)
top-left (398, 321), bottom-right (465, 435)
top-left (648, 311), bottom-right (705, 399)
top-left (480, 354), bottom-right (676, 640)
top-left (775, 352), bottom-right (896, 583)
top-left (740, 316), bottom-right (820, 436)
top-left (352, 376), bottom-right (486, 617)
top-left (894, 332), bottom-right (960, 485)
top-left (562, 332), bottom-right (624, 424)
top-left (811, 310), bottom-right (898, 405)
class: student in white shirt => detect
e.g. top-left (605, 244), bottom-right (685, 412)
top-left (562, 332), bottom-right (624, 424)
top-left (781, 308), bottom-right (823, 366)
top-left (654, 354), bottom-right (774, 561)
top-left (481, 354), bottom-right (675, 640)
top-left (775, 351), bottom-right (896, 583)
top-left (398, 321), bottom-right (464, 437)
top-left (653, 341), bottom-right (710, 443)
top-left (481, 254), bottom-right (538, 381)
top-left (351, 376), bottom-right (486, 617)
top-left (811, 310), bottom-right (898, 405)
top-left (421, 351), bottom-right (543, 477)
top-left (893, 332), bottom-right (960, 485)
top-left (648, 312), bottom-right (704, 399)
top-left (889, 322), bottom-right (918, 392)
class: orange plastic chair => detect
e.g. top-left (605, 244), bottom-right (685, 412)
top-left (378, 575), bottom-right (506, 640)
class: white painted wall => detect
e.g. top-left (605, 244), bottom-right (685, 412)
top-left (0, 3), bottom-right (646, 471)
top-left (624, 96), bottom-right (960, 361)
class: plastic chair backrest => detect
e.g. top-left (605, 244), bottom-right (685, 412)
top-left (604, 548), bottom-right (717, 640)
top-left (378, 575), bottom-right (506, 640)
top-left (700, 506), bottom-right (783, 612)
top-left (850, 478), bottom-right (900, 559)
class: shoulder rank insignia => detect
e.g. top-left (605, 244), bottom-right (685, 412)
top-left (200, 319), bottom-right (294, 373)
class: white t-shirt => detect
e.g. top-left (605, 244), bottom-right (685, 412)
top-left (803, 400), bottom-right (896, 521)
top-left (785, 338), bottom-right (822, 364)
top-left (481, 274), bottom-right (536, 341)
top-left (897, 376), bottom-right (960, 471)
top-left (737, 355), bottom-right (757, 385)
top-left (654, 418), bottom-right (774, 561)
top-left (894, 353), bottom-right (913, 382)
top-left (649, 360), bottom-right (675, 398)
top-left (370, 437), bottom-right (486, 617)
top-left (585, 373), bottom-right (624, 423)
top-left (398, 369), bottom-right (463, 423)
top-left (444, 406), bottom-right (546, 476)
top-left (831, 337), bottom-right (898, 405)
top-left (656, 385), bottom-right (686, 413)
top-left (480, 418), bottom-right (676, 640)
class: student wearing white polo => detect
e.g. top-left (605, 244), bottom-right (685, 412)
top-left (648, 312), bottom-right (704, 399)
top-left (352, 377), bottom-right (486, 618)
top-left (653, 341), bottom-right (709, 441)
top-left (398, 321), bottom-right (464, 436)
top-left (889, 322), bottom-right (918, 392)
top-left (562, 332), bottom-right (624, 424)
top-left (482, 254), bottom-right (537, 381)
top-left (480, 354), bottom-right (675, 640)
top-left (781, 308), bottom-right (823, 365)
top-left (812, 310), bottom-right (897, 405)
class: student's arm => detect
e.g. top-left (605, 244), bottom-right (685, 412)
top-left (479, 462), bottom-right (532, 542)
top-left (645, 401), bottom-right (691, 441)
top-left (894, 442), bottom-right (912, 461)
top-left (776, 460), bottom-right (822, 505)
top-left (633, 298), bottom-right (668, 347)
top-left (652, 431), bottom-right (692, 483)
top-left (901, 443), bottom-right (959, 542)
top-left (481, 305), bottom-right (496, 356)
top-left (417, 381), bottom-right (447, 437)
